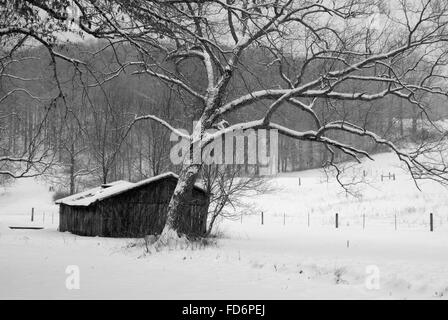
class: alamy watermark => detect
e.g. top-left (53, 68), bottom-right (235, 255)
top-left (365, 265), bottom-right (380, 290)
top-left (169, 123), bottom-right (279, 175)
top-left (65, 265), bottom-right (80, 290)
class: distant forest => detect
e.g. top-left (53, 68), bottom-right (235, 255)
top-left (1, 41), bottom-right (447, 193)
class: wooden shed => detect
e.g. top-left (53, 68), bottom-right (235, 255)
top-left (55, 172), bottom-right (209, 238)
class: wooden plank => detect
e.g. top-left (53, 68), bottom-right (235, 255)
top-left (9, 226), bottom-right (44, 230)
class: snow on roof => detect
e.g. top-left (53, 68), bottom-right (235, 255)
top-left (101, 180), bottom-right (128, 188)
top-left (55, 172), bottom-right (206, 207)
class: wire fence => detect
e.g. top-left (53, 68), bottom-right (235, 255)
top-left (240, 211), bottom-right (445, 232)
top-left (1, 207), bottom-right (59, 228)
top-left (2, 206), bottom-right (444, 233)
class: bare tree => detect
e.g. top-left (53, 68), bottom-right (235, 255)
top-left (59, 110), bottom-right (92, 194)
top-left (134, 84), bottom-right (179, 177)
top-left (3, 0), bottom-right (448, 242)
top-left (0, 51), bottom-right (57, 178)
top-left (201, 164), bottom-right (271, 236)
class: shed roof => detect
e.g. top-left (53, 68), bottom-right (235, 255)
top-left (55, 172), bottom-right (207, 207)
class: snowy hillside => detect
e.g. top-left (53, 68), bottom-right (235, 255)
top-left (1, 152), bottom-right (448, 299)
top-left (234, 151), bottom-right (448, 231)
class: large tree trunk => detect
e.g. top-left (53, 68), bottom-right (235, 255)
top-left (158, 115), bottom-right (214, 243)
top-left (158, 161), bottom-right (202, 243)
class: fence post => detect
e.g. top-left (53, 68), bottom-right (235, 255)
top-left (299, 178), bottom-right (301, 187)
top-left (335, 213), bottom-right (339, 229)
top-left (261, 211), bottom-right (264, 225)
top-left (283, 213), bottom-right (286, 226)
top-left (430, 213), bottom-right (434, 232)
top-left (31, 208), bottom-right (34, 222)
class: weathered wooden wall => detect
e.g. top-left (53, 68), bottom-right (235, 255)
top-left (59, 204), bottom-right (103, 236)
top-left (59, 177), bottom-right (208, 238)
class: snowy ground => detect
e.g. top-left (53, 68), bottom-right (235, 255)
top-left (1, 152), bottom-right (448, 299)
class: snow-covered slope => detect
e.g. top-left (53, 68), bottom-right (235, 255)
top-left (0, 178), bottom-right (58, 228)
top-left (1, 152), bottom-right (448, 299)
top-left (235, 151), bottom-right (448, 231)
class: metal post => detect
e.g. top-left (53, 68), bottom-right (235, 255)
top-left (31, 208), bottom-right (34, 222)
top-left (261, 212), bottom-right (264, 225)
top-left (430, 213), bottom-right (434, 232)
top-left (335, 213), bottom-right (339, 229)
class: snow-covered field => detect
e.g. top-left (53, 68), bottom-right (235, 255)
top-left (1, 152), bottom-right (448, 299)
